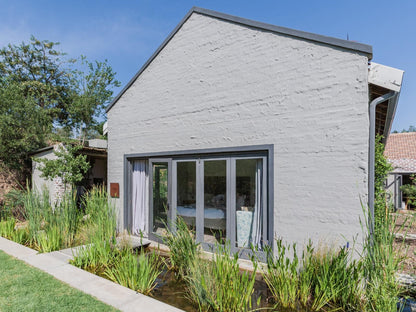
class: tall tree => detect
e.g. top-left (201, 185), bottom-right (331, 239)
top-left (0, 36), bottom-right (120, 171)
top-left (0, 77), bottom-right (51, 170)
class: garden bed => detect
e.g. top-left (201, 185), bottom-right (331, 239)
top-left (0, 187), bottom-right (411, 312)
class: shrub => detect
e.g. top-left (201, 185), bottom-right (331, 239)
top-left (2, 189), bottom-right (26, 220)
top-left (400, 175), bottom-right (416, 208)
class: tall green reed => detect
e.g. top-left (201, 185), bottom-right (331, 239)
top-left (163, 216), bottom-right (199, 279)
top-left (0, 218), bottom-right (16, 239)
top-left (33, 225), bottom-right (63, 253)
top-left (186, 243), bottom-right (258, 312)
top-left (22, 187), bottom-right (50, 242)
top-left (83, 187), bottom-right (117, 242)
top-left (23, 188), bottom-right (82, 252)
top-left (306, 245), bottom-right (364, 311)
top-left (363, 210), bottom-right (405, 312)
top-left (263, 240), bottom-right (299, 309)
top-left (71, 187), bottom-right (118, 272)
top-left (263, 239), bottom-right (364, 311)
top-left (104, 250), bottom-right (162, 295)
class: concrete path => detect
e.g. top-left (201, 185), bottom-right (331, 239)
top-left (0, 237), bottom-right (183, 312)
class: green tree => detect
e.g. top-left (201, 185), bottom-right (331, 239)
top-left (37, 142), bottom-right (90, 188)
top-left (0, 77), bottom-right (51, 170)
top-left (394, 125), bottom-right (416, 133)
top-left (0, 36), bottom-right (119, 171)
top-left (400, 175), bottom-right (416, 208)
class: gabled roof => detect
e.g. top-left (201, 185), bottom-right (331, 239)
top-left (384, 132), bottom-right (416, 173)
top-left (106, 7), bottom-right (373, 113)
top-left (368, 62), bottom-right (404, 141)
top-left (30, 140), bottom-right (107, 156)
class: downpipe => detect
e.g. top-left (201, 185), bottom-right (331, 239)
top-left (368, 91), bottom-right (397, 245)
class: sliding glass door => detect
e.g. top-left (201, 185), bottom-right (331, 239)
top-left (203, 159), bottom-right (228, 245)
top-left (174, 161), bottom-right (197, 230)
top-left (149, 159), bottom-right (171, 237)
top-left (233, 158), bottom-right (266, 251)
top-left (148, 154), bottom-right (268, 253)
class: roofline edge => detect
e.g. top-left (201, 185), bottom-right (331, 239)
top-left (106, 6), bottom-right (373, 113)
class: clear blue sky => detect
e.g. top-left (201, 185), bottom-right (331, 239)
top-left (0, 0), bottom-right (414, 132)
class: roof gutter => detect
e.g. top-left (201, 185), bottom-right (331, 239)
top-left (368, 91), bottom-right (397, 241)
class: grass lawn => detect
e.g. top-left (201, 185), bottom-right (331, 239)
top-left (0, 250), bottom-right (118, 312)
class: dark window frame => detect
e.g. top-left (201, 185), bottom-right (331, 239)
top-left (124, 144), bottom-right (274, 258)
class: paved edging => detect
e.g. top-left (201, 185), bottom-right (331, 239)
top-left (0, 237), bottom-right (183, 312)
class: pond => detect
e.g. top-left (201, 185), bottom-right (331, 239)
top-left (148, 254), bottom-right (307, 312)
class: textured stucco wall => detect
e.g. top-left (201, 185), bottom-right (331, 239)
top-left (107, 12), bottom-right (370, 249)
top-left (32, 147), bottom-right (62, 205)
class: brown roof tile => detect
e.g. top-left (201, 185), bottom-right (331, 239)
top-left (384, 133), bottom-right (416, 172)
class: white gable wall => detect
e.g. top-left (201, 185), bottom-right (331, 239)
top-left (108, 13), bottom-right (369, 250)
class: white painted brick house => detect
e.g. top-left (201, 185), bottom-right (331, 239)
top-left (106, 7), bottom-right (403, 256)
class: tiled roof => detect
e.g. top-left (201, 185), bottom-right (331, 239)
top-left (384, 132), bottom-right (416, 173)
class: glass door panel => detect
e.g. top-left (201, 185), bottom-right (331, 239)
top-left (235, 158), bottom-right (263, 249)
top-left (176, 161), bottom-right (197, 230)
top-left (203, 160), bottom-right (227, 244)
top-left (151, 161), bottom-right (170, 236)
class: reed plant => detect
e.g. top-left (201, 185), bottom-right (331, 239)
top-left (22, 188), bottom-right (50, 242)
top-left (71, 239), bottom-right (117, 274)
top-left (263, 239), bottom-right (365, 311)
top-left (363, 212), bottom-right (405, 312)
top-left (22, 188), bottom-right (83, 252)
top-left (33, 225), bottom-right (63, 253)
top-left (0, 218), bottom-right (16, 239)
top-left (0, 216), bottom-right (29, 244)
top-left (55, 192), bottom-right (80, 246)
top-left (163, 216), bottom-right (199, 279)
top-left (71, 187), bottom-right (118, 273)
top-left (83, 187), bottom-right (117, 242)
top-left (306, 245), bottom-right (364, 311)
top-left (186, 243), bottom-right (258, 312)
top-left (10, 227), bottom-right (29, 244)
top-left (104, 250), bottom-right (163, 295)
top-left (263, 240), bottom-right (299, 309)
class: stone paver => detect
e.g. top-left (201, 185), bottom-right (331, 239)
top-left (0, 237), bottom-right (183, 312)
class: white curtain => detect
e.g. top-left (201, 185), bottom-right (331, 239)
top-left (250, 159), bottom-right (262, 248)
top-left (132, 160), bottom-right (149, 235)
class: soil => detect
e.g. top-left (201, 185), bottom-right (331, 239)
top-left (394, 211), bottom-right (416, 276)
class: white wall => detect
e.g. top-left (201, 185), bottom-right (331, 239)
top-left (107, 12), bottom-right (370, 250)
top-left (32, 147), bottom-right (64, 205)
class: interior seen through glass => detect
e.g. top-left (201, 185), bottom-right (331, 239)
top-left (204, 160), bottom-right (227, 244)
top-left (149, 156), bottom-right (265, 250)
top-left (176, 161), bottom-right (196, 230)
top-left (152, 162), bottom-right (168, 235)
top-left (236, 159), bottom-right (262, 248)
